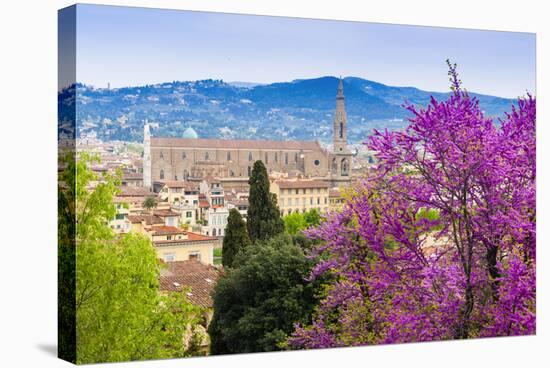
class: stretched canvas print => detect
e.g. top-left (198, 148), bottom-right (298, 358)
top-left (58, 3), bottom-right (536, 364)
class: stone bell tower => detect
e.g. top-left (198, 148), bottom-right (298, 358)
top-left (330, 78), bottom-right (353, 187)
top-left (143, 120), bottom-right (152, 189)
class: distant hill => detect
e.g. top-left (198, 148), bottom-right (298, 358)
top-left (64, 76), bottom-right (517, 144)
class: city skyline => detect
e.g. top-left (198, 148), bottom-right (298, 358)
top-left (66, 4), bottom-right (536, 98)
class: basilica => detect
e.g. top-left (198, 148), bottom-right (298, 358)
top-left (143, 79), bottom-right (353, 188)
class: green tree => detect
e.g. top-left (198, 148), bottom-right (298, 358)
top-left (209, 234), bottom-right (322, 354)
top-left (283, 212), bottom-right (307, 235)
top-left (222, 209), bottom-right (251, 268)
top-left (247, 160), bottom-right (284, 243)
top-left (143, 195), bottom-right (157, 213)
top-left (303, 208), bottom-right (321, 227)
top-left (283, 209), bottom-right (321, 236)
top-left (61, 153), bottom-right (202, 364)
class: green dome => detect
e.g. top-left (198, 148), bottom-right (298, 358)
top-left (182, 127), bottom-right (198, 139)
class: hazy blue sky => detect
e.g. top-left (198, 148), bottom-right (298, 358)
top-left (72, 4), bottom-right (535, 98)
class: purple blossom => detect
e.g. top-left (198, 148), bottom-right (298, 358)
top-left (290, 63), bottom-right (536, 349)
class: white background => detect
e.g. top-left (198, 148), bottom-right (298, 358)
top-left (0, 0), bottom-right (547, 367)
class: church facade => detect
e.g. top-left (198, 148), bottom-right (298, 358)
top-left (144, 79), bottom-right (353, 188)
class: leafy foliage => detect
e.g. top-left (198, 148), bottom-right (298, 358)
top-left (284, 209), bottom-right (322, 235)
top-left (290, 62), bottom-right (536, 348)
top-left (64, 154), bottom-right (202, 363)
top-left (222, 209), bottom-right (251, 268)
top-left (209, 234), bottom-right (322, 354)
top-left (247, 160), bottom-right (284, 243)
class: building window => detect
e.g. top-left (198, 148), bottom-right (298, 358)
top-left (339, 121), bottom-right (344, 138)
top-left (205, 152), bottom-right (209, 160)
top-left (285, 153), bottom-right (288, 165)
top-left (341, 158), bottom-right (349, 176)
top-left (213, 228), bottom-right (217, 236)
top-left (324, 197), bottom-right (328, 204)
top-left (182, 151), bottom-right (186, 159)
top-left (160, 151), bottom-right (164, 159)
top-left (295, 189), bottom-right (299, 195)
top-left (115, 214), bottom-right (125, 220)
top-left (310, 197), bottom-right (313, 205)
top-left (227, 151), bottom-right (231, 161)
top-left (275, 152), bottom-right (278, 162)
top-left (186, 211), bottom-right (192, 218)
top-left (265, 152), bottom-right (269, 164)
top-left (248, 166), bottom-right (251, 176)
top-left (188, 252), bottom-right (201, 261)
top-left (249, 152), bottom-right (253, 161)
top-left (295, 153), bottom-right (298, 162)
top-left (317, 197), bottom-right (321, 205)
top-left (314, 159), bottom-right (320, 166)
top-left (163, 253), bottom-right (176, 262)
top-left (160, 169), bottom-right (165, 180)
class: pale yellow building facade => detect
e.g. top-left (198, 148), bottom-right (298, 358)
top-left (270, 179), bottom-right (330, 215)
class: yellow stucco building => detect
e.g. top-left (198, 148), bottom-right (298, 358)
top-left (270, 179), bottom-right (330, 215)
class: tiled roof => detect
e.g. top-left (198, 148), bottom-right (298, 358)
top-left (127, 214), bottom-right (164, 225)
top-left (151, 137), bottom-right (322, 151)
top-left (118, 187), bottom-right (154, 197)
top-left (153, 231), bottom-right (217, 246)
top-left (186, 232), bottom-right (217, 241)
top-left (159, 260), bottom-right (221, 308)
top-left (155, 180), bottom-right (198, 190)
top-left (153, 209), bottom-right (180, 217)
top-left (199, 200), bottom-right (210, 208)
top-left (152, 226), bottom-right (186, 236)
top-left (274, 180), bottom-right (330, 189)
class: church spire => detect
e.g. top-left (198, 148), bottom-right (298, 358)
top-left (333, 77), bottom-right (347, 150)
top-left (337, 77), bottom-right (344, 99)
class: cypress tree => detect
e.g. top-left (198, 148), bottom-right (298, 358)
top-left (247, 160), bottom-right (284, 243)
top-left (222, 209), bottom-right (251, 268)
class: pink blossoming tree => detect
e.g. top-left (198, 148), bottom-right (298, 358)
top-left (289, 61), bottom-right (536, 348)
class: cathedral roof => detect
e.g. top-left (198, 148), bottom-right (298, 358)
top-left (182, 127), bottom-right (199, 139)
top-left (151, 137), bottom-right (322, 151)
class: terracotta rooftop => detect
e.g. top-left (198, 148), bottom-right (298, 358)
top-left (114, 196), bottom-right (145, 204)
top-left (119, 187), bottom-right (154, 197)
top-left (153, 209), bottom-right (180, 217)
top-left (152, 226), bottom-right (186, 236)
top-left (199, 200), bottom-right (210, 208)
top-left (228, 199), bottom-right (249, 207)
top-left (127, 214), bottom-right (164, 225)
top-left (274, 180), bottom-right (330, 189)
top-left (186, 232), bottom-right (217, 241)
top-left (151, 137), bottom-right (322, 151)
top-left (155, 180), bottom-right (199, 190)
top-left (159, 260), bottom-right (221, 308)
top-left (153, 231), bottom-right (217, 245)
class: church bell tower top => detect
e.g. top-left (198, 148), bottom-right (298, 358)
top-left (337, 77), bottom-right (344, 99)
